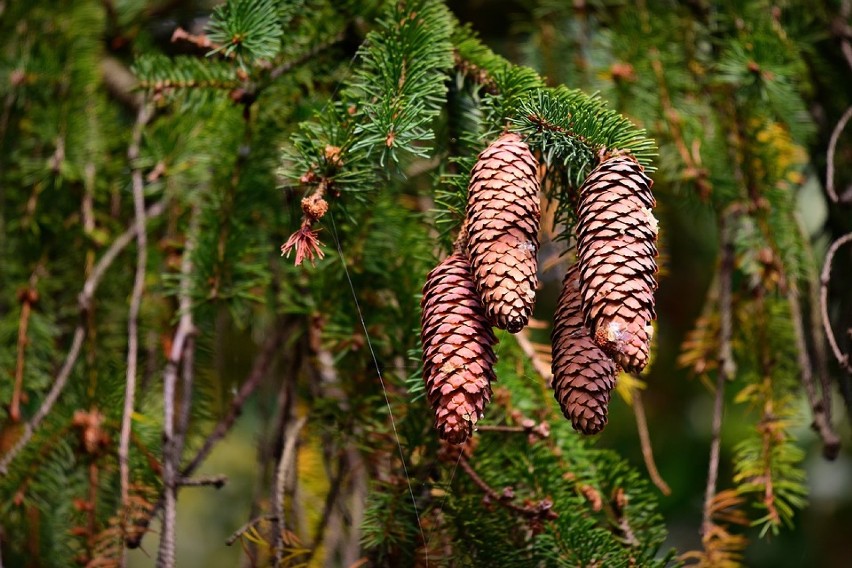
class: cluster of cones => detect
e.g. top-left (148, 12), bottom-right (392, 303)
top-left (420, 133), bottom-right (658, 443)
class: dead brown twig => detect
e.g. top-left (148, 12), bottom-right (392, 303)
top-left (458, 455), bottom-right (558, 522)
top-left (826, 106), bottom-right (852, 204)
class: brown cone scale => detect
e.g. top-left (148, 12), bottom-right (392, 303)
top-left (465, 133), bottom-right (541, 333)
top-left (421, 254), bottom-right (498, 445)
top-left (577, 155), bottom-right (658, 373)
top-left (551, 264), bottom-right (618, 435)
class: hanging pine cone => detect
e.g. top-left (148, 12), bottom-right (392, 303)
top-left (551, 263), bottom-right (618, 435)
top-left (421, 253), bottom-right (498, 445)
top-left (576, 154), bottom-right (658, 373)
top-left (465, 132), bottom-right (541, 333)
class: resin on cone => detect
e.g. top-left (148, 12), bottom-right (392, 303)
top-left (465, 132), bottom-right (541, 333)
top-left (551, 263), bottom-right (618, 435)
top-left (576, 154), bottom-right (658, 373)
top-left (421, 253), bottom-right (497, 444)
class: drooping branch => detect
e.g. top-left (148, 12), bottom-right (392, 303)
top-left (632, 390), bottom-right (671, 495)
top-left (0, 199), bottom-right (166, 476)
top-left (119, 105), bottom-right (153, 561)
top-left (826, 106), bottom-right (852, 204)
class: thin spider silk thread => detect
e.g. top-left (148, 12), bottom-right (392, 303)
top-left (328, 209), bottom-right (428, 564)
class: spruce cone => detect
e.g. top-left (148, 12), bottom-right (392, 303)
top-left (551, 264), bottom-right (618, 435)
top-left (466, 133), bottom-right (541, 333)
top-left (421, 254), bottom-right (497, 445)
top-left (577, 155), bottom-right (658, 373)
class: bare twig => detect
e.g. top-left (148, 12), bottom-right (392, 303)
top-left (274, 416), bottom-right (308, 565)
top-left (11, 268), bottom-right (42, 422)
top-left (702, 213), bottom-right (736, 537)
top-left (226, 514), bottom-right (277, 547)
top-left (631, 390), bottom-right (671, 495)
top-left (0, 199), bottom-right (166, 476)
top-left (787, 286), bottom-right (840, 459)
top-left (178, 475), bottom-right (228, 488)
top-left (119, 106), bottom-right (153, 568)
top-left (821, 233), bottom-right (852, 376)
top-left (125, 324), bottom-right (287, 548)
top-left (826, 106), bottom-right (852, 204)
top-left (458, 456), bottom-right (557, 521)
top-left (157, 206), bottom-right (199, 568)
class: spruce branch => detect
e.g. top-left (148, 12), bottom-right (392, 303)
top-left (0, 199), bottom-right (166, 476)
top-left (820, 232), bottom-right (852, 377)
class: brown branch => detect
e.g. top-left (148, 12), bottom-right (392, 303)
top-left (11, 268), bottom-right (43, 422)
top-left (125, 323), bottom-right (287, 548)
top-left (0, 199), bottom-right (166, 476)
top-left (826, 106), bottom-right (852, 204)
top-left (119, 105), bottom-right (153, 568)
top-left (157, 206), bottom-right (199, 568)
top-left (458, 456), bottom-right (557, 521)
top-left (631, 390), bottom-right (671, 495)
top-left (702, 212), bottom-right (736, 537)
top-left (787, 285), bottom-right (840, 459)
top-left (820, 232), bottom-right (852, 377)
top-left (837, 0), bottom-right (852, 72)
top-left (513, 328), bottom-right (553, 386)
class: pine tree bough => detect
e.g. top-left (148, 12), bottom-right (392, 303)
top-left (465, 133), bottom-right (541, 333)
top-left (577, 155), bottom-right (658, 373)
top-left (421, 254), bottom-right (497, 444)
top-left (551, 263), bottom-right (618, 435)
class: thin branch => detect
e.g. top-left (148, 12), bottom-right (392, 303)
top-left (826, 106), bottom-right (852, 204)
top-left (178, 475), bottom-right (228, 488)
top-left (458, 456), bottom-right (558, 521)
top-left (274, 416), bottom-right (308, 565)
top-left (820, 232), bottom-right (852, 377)
top-left (787, 285), bottom-right (840, 459)
top-left (631, 390), bottom-right (671, 495)
top-left (702, 213), bottom-right (736, 537)
top-left (837, 0), bottom-right (852, 72)
top-left (157, 206), bottom-right (199, 568)
top-left (119, 105), bottom-right (153, 568)
top-left (125, 323), bottom-right (287, 548)
top-left (226, 514), bottom-right (277, 547)
top-left (0, 200), bottom-right (166, 476)
top-left (11, 268), bottom-right (42, 422)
